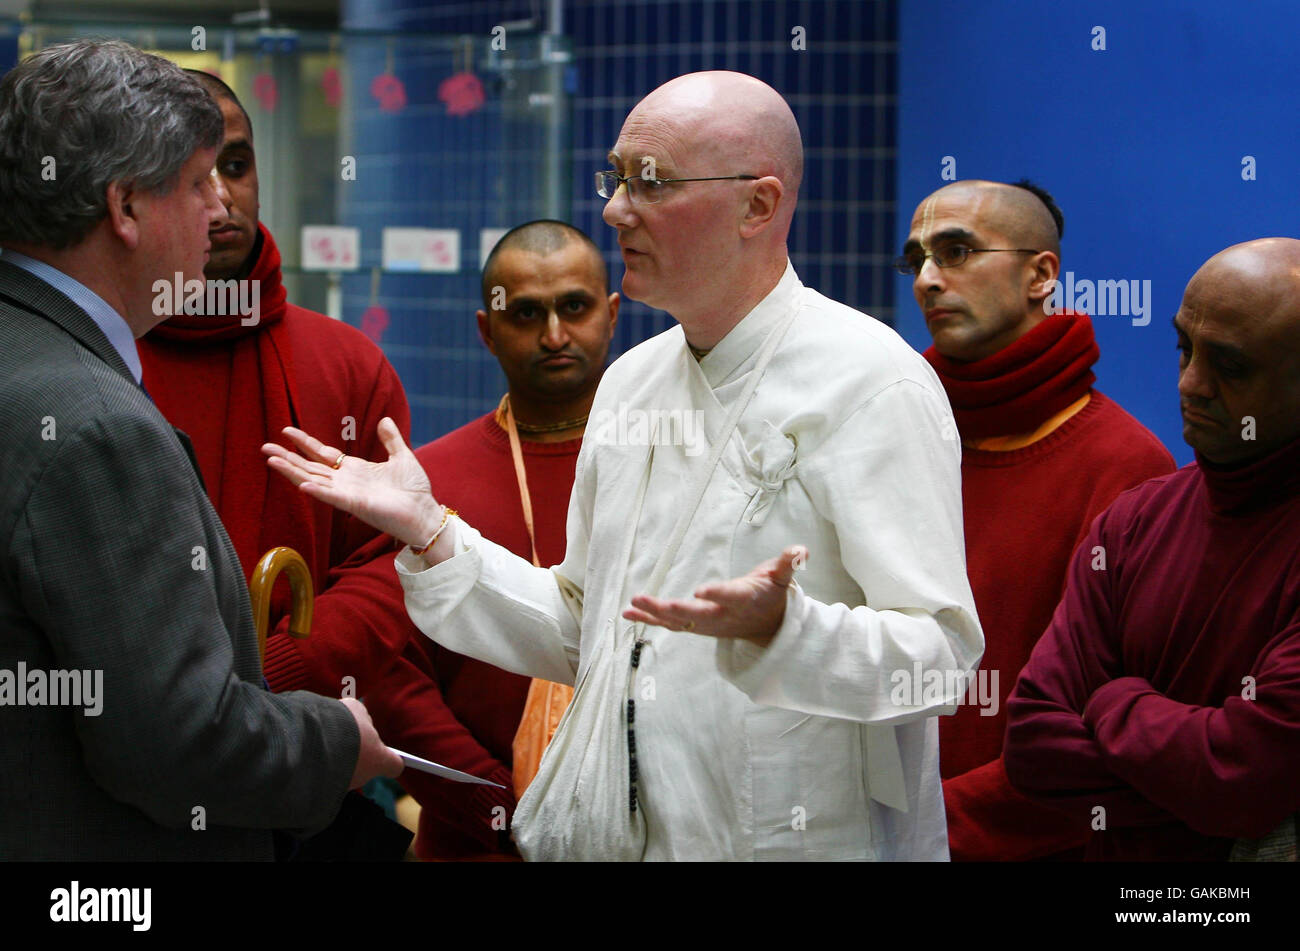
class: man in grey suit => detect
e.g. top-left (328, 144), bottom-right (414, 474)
top-left (0, 40), bottom-right (401, 859)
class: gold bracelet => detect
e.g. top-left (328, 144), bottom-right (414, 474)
top-left (411, 507), bottom-right (457, 556)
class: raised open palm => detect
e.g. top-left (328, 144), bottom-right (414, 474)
top-left (262, 417), bottom-right (440, 547)
top-left (623, 545), bottom-right (809, 646)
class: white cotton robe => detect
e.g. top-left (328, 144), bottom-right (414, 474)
top-left (397, 262), bottom-right (983, 860)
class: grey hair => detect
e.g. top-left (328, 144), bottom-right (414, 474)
top-left (0, 39), bottom-right (224, 250)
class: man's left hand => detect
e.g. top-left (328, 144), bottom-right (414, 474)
top-left (623, 546), bottom-right (808, 647)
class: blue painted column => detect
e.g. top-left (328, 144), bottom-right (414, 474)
top-left (339, 0), bottom-right (516, 444)
top-left (0, 20), bottom-right (18, 76)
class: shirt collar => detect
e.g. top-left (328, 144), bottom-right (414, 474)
top-left (697, 259), bottom-right (801, 388)
top-left (0, 248), bottom-right (143, 384)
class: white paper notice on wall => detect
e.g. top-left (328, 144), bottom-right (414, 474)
top-left (480, 228), bottom-right (509, 269)
top-left (382, 227), bottom-right (460, 273)
top-left (301, 226), bottom-right (360, 271)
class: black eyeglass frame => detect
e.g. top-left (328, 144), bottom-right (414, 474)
top-left (893, 246), bottom-right (1044, 276)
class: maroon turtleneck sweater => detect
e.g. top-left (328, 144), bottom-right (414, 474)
top-left (925, 313), bottom-right (1174, 861)
top-left (1004, 434), bottom-right (1300, 860)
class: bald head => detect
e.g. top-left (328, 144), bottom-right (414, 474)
top-left (1175, 237), bottom-right (1300, 463)
top-left (602, 71), bottom-right (803, 337)
top-left (628, 71), bottom-right (803, 204)
top-left (482, 219), bottom-right (606, 308)
top-left (1191, 237), bottom-right (1300, 301)
top-left (185, 69), bottom-right (251, 135)
top-left (1181, 237), bottom-right (1300, 353)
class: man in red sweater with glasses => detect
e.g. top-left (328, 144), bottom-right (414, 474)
top-left (899, 179), bottom-right (1174, 860)
top-left (370, 220), bottom-right (619, 859)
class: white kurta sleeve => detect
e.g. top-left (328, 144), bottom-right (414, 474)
top-left (716, 377), bottom-right (984, 724)
top-left (395, 445), bottom-right (597, 686)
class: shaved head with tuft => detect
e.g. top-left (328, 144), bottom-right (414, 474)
top-left (905, 178), bottom-right (1064, 361)
top-left (924, 180), bottom-right (1062, 257)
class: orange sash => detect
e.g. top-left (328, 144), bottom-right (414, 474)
top-left (498, 394), bottom-right (575, 799)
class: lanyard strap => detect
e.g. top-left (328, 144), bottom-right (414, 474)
top-left (498, 393), bottom-right (542, 568)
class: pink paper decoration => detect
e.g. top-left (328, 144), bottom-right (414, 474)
top-left (252, 73), bottom-right (278, 112)
top-left (321, 66), bottom-right (342, 108)
top-left (360, 305), bottom-right (391, 343)
top-left (370, 73), bottom-right (407, 113)
top-left (438, 72), bottom-right (485, 117)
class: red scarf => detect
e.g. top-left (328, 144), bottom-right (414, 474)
top-left (139, 225), bottom-right (317, 584)
top-left (923, 311), bottom-right (1100, 439)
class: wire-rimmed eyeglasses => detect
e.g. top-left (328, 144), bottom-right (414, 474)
top-left (595, 170), bottom-right (759, 204)
top-left (893, 246), bottom-right (1043, 276)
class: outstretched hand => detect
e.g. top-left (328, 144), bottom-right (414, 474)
top-left (262, 417), bottom-right (440, 547)
top-left (623, 545), bottom-right (808, 647)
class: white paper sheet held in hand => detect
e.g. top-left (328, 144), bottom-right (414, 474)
top-left (389, 747), bottom-right (506, 787)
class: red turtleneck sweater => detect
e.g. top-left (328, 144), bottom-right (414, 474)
top-left (1005, 436), bottom-right (1300, 860)
top-left (137, 225), bottom-right (413, 697)
top-left (366, 412), bottom-right (583, 860)
top-left (925, 313), bottom-right (1175, 861)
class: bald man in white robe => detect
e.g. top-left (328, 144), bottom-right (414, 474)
top-left (265, 71), bottom-right (983, 860)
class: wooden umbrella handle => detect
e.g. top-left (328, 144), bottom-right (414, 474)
top-left (249, 547), bottom-right (314, 664)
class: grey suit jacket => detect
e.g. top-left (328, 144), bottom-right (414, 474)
top-left (0, 260), bottom-right (358, 860)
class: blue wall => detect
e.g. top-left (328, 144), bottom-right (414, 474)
top-left (897, 0), bottom-right (1300, 466)
top-left (0, 22), bottom-right (15, 75)
top-left (563, 0), bottom-right (899, 351)
top-left (340, 2), bottom-right (552, 439)
top-left (343, 0), bottom-right (898, 446)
